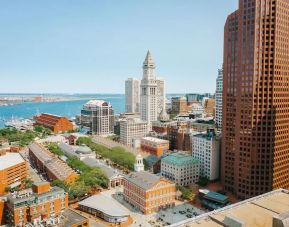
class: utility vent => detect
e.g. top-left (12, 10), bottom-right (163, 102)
top-left (273, 211), bottom-right (289, 227)
top-left (223, 215), bottom-right (246, 227)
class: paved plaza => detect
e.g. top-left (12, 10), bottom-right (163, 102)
top-left (101, 188), bottom-right (204, 227)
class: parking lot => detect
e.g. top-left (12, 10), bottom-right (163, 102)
top-left (102, 188), bottom-right (204, 227)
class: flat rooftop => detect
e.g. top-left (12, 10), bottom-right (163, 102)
top-left (142, 137), bottom-right (169, 144)
top-left (162, 153), bottom-right (199, 166)
top-left (78, 193), bottom-right (129, 218)
top-left (0, 152), bottom-right (25, 170)
top-left (62, 209), bottom-right (89, 226)
top-left (204, 192), bottom-right (228, 203)
top-left (170, 189), bottom-right (289, 227)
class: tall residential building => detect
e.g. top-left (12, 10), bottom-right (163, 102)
top-left (125, 78), bottom-right (140, 113)
top-left (192, 130), bottom-right (220, 181)
top-left (171, 97), bottom-right (188, 114)
top-left (119, 117), bottom-right (148, 148)
top-left (80, 100), bottom-right (114, 136)
top-left (222, 0), bottom-right (289, 199)
top-left (140, 50), bottom-right (166, 125)
top-left (215, 68), bottom-right (223, 131)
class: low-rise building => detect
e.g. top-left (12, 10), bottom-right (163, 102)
top-left (0, 151), bottom-right (28, 195)
top-left (29, 143), bottom-right (78, 184)
top-left (59, 142), bottom-right (96, 160)
top-left (161, 153), bottom-right (200, 186)
top-left (192, 130), bottom-right (220, 181)
top-left (5, 181), bottom-right (68, 226)
top-left (151, 120), bottom-right (176, 135)
top-left (78, 193), bottom-right (130, 223)
top-left (141, 137), bottom-right (169, 157)
top-left (34, 113), bottom-right (74, 133)
top-left (123, 171), bottom-right (176, 214)
top-left (120, 117), bottom-right (148, 148)
top-left (82, 158), bottom-right (124, 189)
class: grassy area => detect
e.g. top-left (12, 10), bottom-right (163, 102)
top-left (177, 185), bottom-right (196, 201)
top-left (51, 154), bottom-right (108, 200)
top-left (34, 125), bottom-right (52, 136)
top-left (0, 128), bottom-right (38, 147)
top-left (47, 142), bottom-right (65, 156)
top-left (5, 178), bottom-right (34, 193)
top-left (76, 137), bottom-right (135, 170)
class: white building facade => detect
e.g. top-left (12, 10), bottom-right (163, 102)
top-left (192, 131), bottom-right (220, 181)
top-left (80, 100), bottom-right (114, 136)
top-left (140, 50), bottom-right (166, 125)
top-left (134, 154), bottom-right (144, 172)
top-left (125, 78), bottom-right (140, 113)
top-left (161, 153), bottom-right (200, 186)
top-left (215, 68), bottom-right (223, 131)
top-left (119, 118), bottom-right (148, 148)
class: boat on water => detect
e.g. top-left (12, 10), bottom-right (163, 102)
top-left (4, 117), bottom-right (34, 131)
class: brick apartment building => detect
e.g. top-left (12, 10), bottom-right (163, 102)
top-left (171, 97), bottom-right (188, 115)
top-left (140, 137), bottom-right (169, 157)
top-left (202, 98), bottom-right (215, 115)
top-left (34, 113), bottom-right (74, 133)
top-left (5, 182), bottom-right (67, 226)
top-left (0, 150), bottom-right (28, 195)
top-left (28, 143), bottom-right (78, 184)
top-left (167, 122), bottom-right (191, 152)
top-left (123, 171), bottom-right (176, 214)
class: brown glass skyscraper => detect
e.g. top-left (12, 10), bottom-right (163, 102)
top-left (222, 0), bottom-right (289, 199)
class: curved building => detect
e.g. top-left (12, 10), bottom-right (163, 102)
top-left (78, 193), bottom-right (129, 223)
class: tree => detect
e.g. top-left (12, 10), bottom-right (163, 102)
top-left (23, 178), bottom-right (33, 189)
top-left (177, 185), bottom-right (195, 201)
top-left (47, 143), bottom-right (64, 156)
top-left (68, 181), bottom-right (90, 199)
top-left (198, 177), bottom-right (209, 187)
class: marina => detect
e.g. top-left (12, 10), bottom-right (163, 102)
top-left (0, 94), bottom-right (125, 129)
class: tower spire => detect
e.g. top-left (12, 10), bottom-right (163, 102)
top-left (142, 50), bottom-right (156, 80)
top-left (144, 50), bottom-right (154, 66)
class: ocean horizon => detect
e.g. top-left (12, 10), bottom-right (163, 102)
top-left (0, 93), bottom-right (185, 128)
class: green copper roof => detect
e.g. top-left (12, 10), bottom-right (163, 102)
top-left (162, 153), bottom-right (199, 166)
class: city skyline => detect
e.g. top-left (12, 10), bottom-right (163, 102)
top-left (0, 1), bottom-right (237, 93)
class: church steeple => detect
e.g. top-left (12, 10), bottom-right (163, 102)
top-left (134, 154), bottom-right (144, 172)
top-left (142, 50), bottom-right (156, 80)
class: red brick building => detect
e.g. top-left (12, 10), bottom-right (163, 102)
top-left (222, 0), bottom-right (289, 199)
top-left (0, 151), bottom-right (28, 195)
top-left (123, 171), bottom-right (176, 214)
top-left (141, 137), bottom-right (169, 157)
top-left (34, 113), bottom-right (74, 133)
top-left (28, 143), bottom-right (78, 184)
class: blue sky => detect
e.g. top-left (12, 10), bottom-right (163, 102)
top-left (0, 1), bottom-right (237, 94)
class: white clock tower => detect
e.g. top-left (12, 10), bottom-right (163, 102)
top-left (140, 50), bottom-right (165, 126)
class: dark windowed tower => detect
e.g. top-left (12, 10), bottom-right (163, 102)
top-left (222, 0), bottom-right (289, 199)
